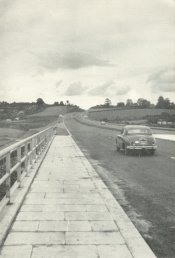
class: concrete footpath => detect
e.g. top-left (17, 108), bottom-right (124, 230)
top-left (0, 133), bottom-right (157, 257)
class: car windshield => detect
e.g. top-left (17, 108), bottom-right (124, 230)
top-left (126, 128), bottom-right (152, 135)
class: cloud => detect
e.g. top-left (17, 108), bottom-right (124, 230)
top-left (65, 82), bottom-right (87, 96)
top-left (37, 52), bottom-right (114, 70)
top-left (0, 0), bottom-right (13, 17)
top-left (88, 81), bottom-right (115, 96)
top-left (116, 86), bottom-right (130, 95)
top-left (88, 81), bottom-right (130, 96)
top-left (0, 0), bottom-right (175, 108)
top-left (55, 80), bottom-right (62, 88)
top-left (147, 68), bottom-right (175, 92)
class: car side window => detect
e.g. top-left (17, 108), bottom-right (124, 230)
top-left (121, 128), bottom-right (124, 135)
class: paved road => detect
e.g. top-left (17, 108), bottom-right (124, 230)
top-left (65, 115), bottom-right (175, 258)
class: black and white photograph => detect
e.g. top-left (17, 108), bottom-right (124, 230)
top-left (0, 0), bottom-right (175, 257)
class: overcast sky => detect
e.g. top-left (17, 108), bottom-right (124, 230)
top-left (0, 0), bottom-right (175, 108)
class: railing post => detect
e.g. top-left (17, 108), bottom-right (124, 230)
top-left (17, 146), bottom-right (21, 187)
top-left (30, 139), bottom-right (34, 168)
top-left (5, 153), bottom-right (11, 204)
top-left (33, 138), bottom-right (35, 162)
top-left (34, 137), bottom-right (37, 163)
top-left (42, 133), bottom-right (45, 149)
top-left (24, 142), bottom-right (29, 175)
top-left (36, 136), bottom-right (39, 160)
top-left (46, 132), bottom-right (49, 144)
top-left (38, 136), bottom-right (41, 155)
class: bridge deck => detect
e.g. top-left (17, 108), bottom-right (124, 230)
top-left (0, 133), bottom-right (156, 258)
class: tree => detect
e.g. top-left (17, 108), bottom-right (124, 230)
top-left (104, 98), bottom-right (112, 107)
top-left (156, 96), bottom-right (171, 109)
top-left (164, 98), bottom-right (171, 109)
top-left (66, 100), bottom-right (70, 106)
top-left (59, 101), bottom-right (64, 106)
top-left (137, 98), bottom-right (151, 108)
top-left (170, 102), bottom-right (175, 109)
top-left (126, 99), bottom-right (133, 107)
top-left (117, 102), bottom-right (125, 108)
top-left (156, 96), bottom-right (164, 108)
top-left (54, 101), bottom-right (59, 106)
top-left (36, 98), bottom-right (45, 106)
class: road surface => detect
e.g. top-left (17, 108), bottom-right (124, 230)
top-left (64, 115), bottom-right (175, 258)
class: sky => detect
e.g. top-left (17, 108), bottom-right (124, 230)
top-left (0, 0), bottom-right (175, 109)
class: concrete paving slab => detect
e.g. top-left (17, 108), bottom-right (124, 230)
top-left (38, 221), bottom-right (92, 232)
top-left (27, 192), bottom-right (45, 198)
top-left (68, 221), bottom-right (92, 232)
top-left (31, 245), bottom-right (98, 258)
top-left (16, 211), bottom-right (64, 221)
top-left (98, 245), bottom-right (133, 258)
top-left (86, 211), bottom-right (113, 221)
top-left (66, 232), bottom-right (125, 245)
top-left (20, 205), bottom-right (44, 212)
top-left (30, 187), bottom-right (63, 193)
top-left (45, 192), bottom-right (101, 199)
top-left (63, 185), bottom-right (81, 190)
top-left (63, 188), bottom-right (97, 193)
top-left (65, 211), bottom-right (113, 221)
top-left (90, 221), bottom-right (118, 232)
top-left (42, 204), bottom-right (88, 212)
top-left (12, 221), bottom-right (39, 231)
top-left (38, 221), bottom-right (68, 231)
top-left (41, 204), bottom-right (88, 212)
top-left (85, 204), bottom-right (108, 212)
top-left (4, 232), bottom-right (65, 245)
top-left (0, 245), bottom-right (32, 258)
top-left (24, 198), bottom-right (104, 205)
top-left (65, 211), bottom-right (88, 221)
top-left (32, 181), bottom-right (63, 186)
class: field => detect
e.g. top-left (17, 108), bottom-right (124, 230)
top-left (0, 106), bottom-right (67, 150)
top-left (0, 128), bottom-right (26, 150)
top-left (88, 108), bottom-right (175, 123)
top-left (29, 106), bottom-right (67, 117)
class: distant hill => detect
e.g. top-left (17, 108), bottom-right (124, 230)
top-left (0, 102), bottom-right (45, 120)
top-left (29, 106), bottom-right (68, 117)
top-left (0, 103), bottom-right (83, 149)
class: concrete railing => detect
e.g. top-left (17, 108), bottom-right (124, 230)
top-left (0, 125), bottom-right (56, 208)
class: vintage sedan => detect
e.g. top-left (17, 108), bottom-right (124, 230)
top-left (116, 125), bottom-right (157, 155)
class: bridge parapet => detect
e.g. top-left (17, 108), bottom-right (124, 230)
top-left (0, 125), bottom-right (56, 210)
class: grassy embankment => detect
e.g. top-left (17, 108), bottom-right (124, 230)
top-left (88, 108), bottom-right (175, 127)
top-left (0, 106), bottom-right (67, 150)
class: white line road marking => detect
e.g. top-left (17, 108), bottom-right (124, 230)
top-left (171, 157), bottom-right (175, 160)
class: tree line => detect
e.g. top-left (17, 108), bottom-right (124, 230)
top-left (91, 96), bottom-right (175, 109)
top-left (0, 98), bottom-right (83, 120)
top-left (0, 98), bottom-right (82, 109)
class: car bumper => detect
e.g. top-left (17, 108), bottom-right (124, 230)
top-left (127, 145), bottom-right (157, 150)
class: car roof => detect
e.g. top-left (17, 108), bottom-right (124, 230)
top-left (123, 125), bottom-right (151, 130)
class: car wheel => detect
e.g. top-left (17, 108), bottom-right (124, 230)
top-left (150, 150), bottom-right (155, 156)
top-left (116, 146), bottom-right (120, 152)
top-left (124, 145), bottom-right (128, 155)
